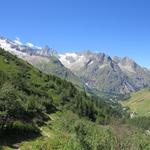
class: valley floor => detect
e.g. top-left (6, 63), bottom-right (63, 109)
top-left (122, 88), bottom-right (150, 117)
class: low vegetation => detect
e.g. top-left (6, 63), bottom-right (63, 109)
top-left (18, 111), bottom-right (150, 150)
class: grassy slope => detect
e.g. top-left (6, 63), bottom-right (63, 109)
top-left (9, 111), bottom-right (150, 150)
top-left (122, 88), bottom-right (150, 116)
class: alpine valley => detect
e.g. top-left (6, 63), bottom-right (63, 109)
top-left (1, 36), bottom-right (150, 96)
top-left (0, 36), bottom-right (150, 149)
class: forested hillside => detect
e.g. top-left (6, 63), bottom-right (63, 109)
top-left (0, 48), bottom-right (122, 145)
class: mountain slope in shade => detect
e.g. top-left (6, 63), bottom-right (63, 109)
top-left (59, 51), bottom-right (150, 94)
top-left (0, 37), bottom-right (84, 89)
top-left (26, 55), bottom-right (84, 89)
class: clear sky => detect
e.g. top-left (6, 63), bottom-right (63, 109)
top-left (0, 0), bottom-right (150, 67)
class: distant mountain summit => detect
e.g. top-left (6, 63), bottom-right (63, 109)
top-left (36, 45), bottom-right (57, 57)
top-left (0, 36), bottom-right (57, 57)
top-left (59, 51), bottom-right (150, 94)
top-left (113, 56), bottom-right (138, 73)
top-left (0, 36), bottom-right (150, 94)
top-left (113, 56), bottom-right (150, 89)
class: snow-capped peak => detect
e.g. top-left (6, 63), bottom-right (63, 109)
top-left (14, 37), bottom-right (22, 45)
top-left (0, 36), bottom-right (57, 58)
top-left (0, 37), bottom-right (27, 57)
top-left (59, 52), bottom-right (88, 70)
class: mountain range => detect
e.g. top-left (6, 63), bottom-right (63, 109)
top-left (0, 36), bottom-right (150, 95)
top-left (60, 51), bottom-right (150, 94)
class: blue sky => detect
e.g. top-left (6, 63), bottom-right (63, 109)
top-left (0, 0), bottom-right (150, 67)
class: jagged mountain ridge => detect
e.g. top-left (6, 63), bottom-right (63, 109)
top-left (113, 56), bottom-right (150, 88)
top-left (0, 36), bottom-right (150, 94)
top-left (59, 51), bottom-right (150, 94)
top-left (0, 36), bottom-right (57, 57)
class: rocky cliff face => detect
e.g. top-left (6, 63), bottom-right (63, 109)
top-left (59, 51), bottom-right (150, 94)
top-left (113, 56), bottom-right (150, 89)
